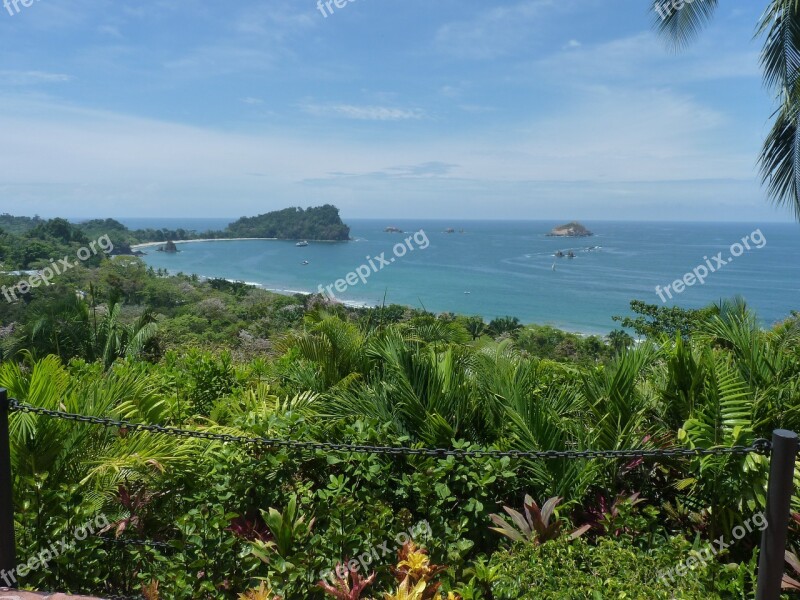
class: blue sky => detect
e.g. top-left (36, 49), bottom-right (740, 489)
top-left (0, 0), bottom-right (790, 221)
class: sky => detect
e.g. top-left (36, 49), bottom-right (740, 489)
top-left (0, 0), bottom-right (791, 222)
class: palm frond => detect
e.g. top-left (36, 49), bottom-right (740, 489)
top-left (652, 0), bottom-right (718, 51)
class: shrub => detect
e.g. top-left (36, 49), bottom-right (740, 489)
top-left (485, 536), bottom-right (749, 599)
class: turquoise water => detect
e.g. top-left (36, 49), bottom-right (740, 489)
top-left (132, 220), bottom-right (800, 334)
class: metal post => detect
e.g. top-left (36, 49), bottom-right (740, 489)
top-left (0, 389), bottom-right (16, 584)
top-left (756, 429), bottom-right (799, 600)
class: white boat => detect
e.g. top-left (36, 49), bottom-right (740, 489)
top-left (296, 241), bottom-right (309, 247)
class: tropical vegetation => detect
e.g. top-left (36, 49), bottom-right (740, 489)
top-left (0, 223), bottom-right (799, 598)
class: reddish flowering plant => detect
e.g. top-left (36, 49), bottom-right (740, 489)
top-left (619, 435), bottom-right (654, 473)
top-left (108, 483), bottom-right (157, 537)
top-left (318, 561), bottom-right (377, 600)
top-left (585, 492), bottom-right (644, 536)
top-left (227, 513), bottom-right (271, 543)
top-left (489, 495), bottom-right (589, 545)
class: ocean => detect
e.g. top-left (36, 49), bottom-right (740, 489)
top-left (123, 219), bottom-right (800, 335)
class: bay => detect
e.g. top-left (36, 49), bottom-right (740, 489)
top-left (130, 219), bottom-right (800, 334)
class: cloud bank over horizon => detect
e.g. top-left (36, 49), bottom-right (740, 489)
top-left (0, 0), bottom-right (789, 222)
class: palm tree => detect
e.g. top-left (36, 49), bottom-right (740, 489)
top-left (606, 329), bottom-right (633, 354)
top-left (487, 316), bottom-right (523, 338)
top-left (464, 316), bottom-right (486, 340)
top-left (88, 299), bottom-right (158, 370)
top-left (8, 293), bottom-right (157, 369)
top-left (653, 1), bottom-right (800, 218)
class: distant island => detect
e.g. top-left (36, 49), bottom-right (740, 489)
top-left (0, 206), bottom-right (351, 267)
top-left (547, 221), bottom-right (593, 237)
top-left (385, 226), bottom-right (404, 233)
top-left (226, 205), bottom-right (350, 241)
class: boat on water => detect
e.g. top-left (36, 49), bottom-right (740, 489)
top-left (302, 260), bottom-right (309, 265)
top-left (567, 251), bottom-right (575, 259)
top-left (555, 250), bottom-right (564, 258)
top-left (296, 241), bottom-right (309, 247)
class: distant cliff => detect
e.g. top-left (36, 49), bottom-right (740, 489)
top-left (225, 205), bottom-right (350, 241)
top-left (547, 222), bottom-right (593, 237)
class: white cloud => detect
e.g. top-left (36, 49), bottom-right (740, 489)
top-left (532, 32), bottom-right (760, 85)
top-left (97, 24), bottom-right (122, 38)
top-left (0, 71), bottom-right (72, 86)
top-left (302, 103), bottom-right (425, 120)
top-left (0, 75), bottom-right (770, 219)
top-left (433, 0), bottom-right (557, 60)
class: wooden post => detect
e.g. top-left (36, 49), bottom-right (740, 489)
top-left (756, 429), bottom-right (798, 599)
top-left (0, 389), bottom-right (16, 585)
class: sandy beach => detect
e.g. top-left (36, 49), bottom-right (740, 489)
top-left (130, 237), bottom-right (277, 251)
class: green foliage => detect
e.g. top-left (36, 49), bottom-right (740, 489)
top-left (486, 316), bottom-right (521, 338)
top-left (171, 349), bottom-right (239, 416)
top-left (613, 299), bottom-right (718, 339)
top-left (462, 316), bottom-right (486, 341)
top-left (0, 213), bottom-right (46, 234)
top-left (515, 324), bottom-right (612, 364)
top-left (257, 495), bottom-right (315, 558)
top-left (6, 294), bottom-right (158, 368)
top-left (486, 536), bottom-right (749, 599)
top-left (1, 225), bottom-right (798, 598)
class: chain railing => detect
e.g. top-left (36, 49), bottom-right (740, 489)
top-left (7, 398), bottom-right (772, 460)
top-left (0, 389), bottom-right (796, 600)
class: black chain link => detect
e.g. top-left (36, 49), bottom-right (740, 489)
top-left (8, 399), bottom-right (771, 460)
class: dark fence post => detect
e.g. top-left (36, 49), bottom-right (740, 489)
top-left (756, 429), bottom-right (799, 600)
top-left (0, 388), bottom-right (16, 584)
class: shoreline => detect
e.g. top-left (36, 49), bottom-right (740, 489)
top-left (130, 237), bottom-right (350, 251)
top-left (130, 237), bottom-right (277, 250)
top-left (149, 270), bottom-right (614, 337)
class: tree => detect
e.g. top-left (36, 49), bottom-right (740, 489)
top-left (487, 316), bottom-right (522, 338)
top-left (8, 293), bottom-right (157, 369)
top-left (652, 0), bottom-right (800, 218)
top-left (613, 300), bottom-right (717, 340)
top-left (606, 329), bottom-right (633, 354)
top-left (464, 316), bottom-right (486, 340)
